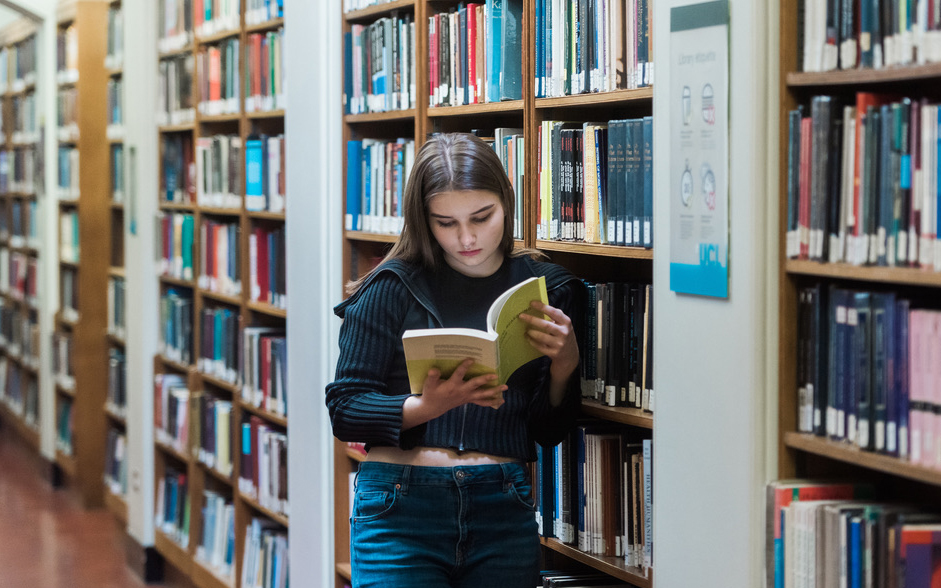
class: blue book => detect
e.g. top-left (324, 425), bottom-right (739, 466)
top-left (346, 141), bottom-right (362, 231)
top-left (849, 517), bottom-right (862, 588)
top-left (875, 292), bottom-right (897, 454)
top-left (500, 0), bottom-right (523, 100)
top-left (344, 32), bottom-right (353, 114)
top-left (535, 0), bottom-right (544, 97)
top-left (486, 0), bottom-right (503, 103)
top-left (245, 136), bottom-right (265, 211)
top-left (877, 104), bottom-right (892, 266)
top-left (896, 299), bottom-right (910, 458)
top-left (642, 116), bottom-right (653, 248)
top-left (853, 292), bottom-right (872, 449)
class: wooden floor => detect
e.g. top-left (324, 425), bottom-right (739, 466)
top-left (0, 427), bottom-right (147, 588)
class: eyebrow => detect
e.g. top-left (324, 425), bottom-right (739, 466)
top-left (429, 204), bottom-right (495, 219)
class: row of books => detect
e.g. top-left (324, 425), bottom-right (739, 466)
top-left (196, 490), bottom-right (235, 582)
top-left (0, 199), bottom-right (39, 247)
top-left (343, 0), bottom-right (393, 12)
top-left (53, 332), bottom-right (74, 392)
top-left (240, 328), bottom-right (286, 417)
top-left (536, 424), bottom-right (653, 570)
top-left (105, 5), bottom-right (124, 70)
top-left (197, 39), bottom-right (240, 116)
top-left (343, 14), bottom-right (416, 114)
top-left (111, 144), bottom-right (125, 202)
top-left (104, 427), bottom-right (127, 497)
top-left (0, 306), bottom-right (38, 366)
top-left (57, 145), bottom-right (79, 200)
top-left (155, 373), bottom-right (194, 455)
top-left (107, 78), bottom-right (123, 130)
top-left (240, 517), bottom-right (288, 588)
top-left (57, 87), bottom-right (78, 134)
top-left (197, 218), bottom-right (241, 297)
top-left (245, 30), bottom-right (284, 113)
top-left (244, 0), bottom-right (283, 27)
top-left (157, 54), bottom-right (195, 126)
top-left (56, 395), bottom-right (73, 455)
top-left (107, 348), bottom-right (126, 417)
top-left (60, 267), bottom-right (78, 322)
top-left (2, 147), bottom-right (38, 193)
top-left (535, 0), bottom-right (652, 98)
top-left (159, 0), bottom-right (195, 53)
top-left (12, 93), bottom-right (39, 140)
top-left (427, 1), bottom-right (522, 108)
top-left (192, 393), bottom-right (234, 477)
top-left (0, 250), bottom-right (38, 303)
top-left (249, 225), bottom-right (285, 309)
top-left (766, 479), bottom-right (941, 588)
top-left (785, 95), bottom-right (941, 269)
top-left (156, 466), bottom-right (190, 548)
top-left (800, 0), bottom-right (941, 73)
top-left (195, 0), bottom-right (241, 37)
top-left (344, 137), bottom-right (415, 234)
top-left (11, 34), bottom-right (36, 87)
top-left (56, 23), bottom-right (78, 78)
top-left (582, 281), bottom-right (653, 411)
top-left (108, 276), bottom-right (126, 340)
top-left (59, 210), bottom-right (80, 264)
top-left (198, 306), bottom-right (240, 384)
top-left (483, 128), bottom-right (525, 240)
top-left (160, 212), bottom-right (195, 280)
top-left (0, 357), bottom-right (38, 428)
top-left (160, 288), bottom-right (194, 365)
top-left (797, 284), bottom-right (941, 466)
top-left (239, 414), bottom-right (288, 516)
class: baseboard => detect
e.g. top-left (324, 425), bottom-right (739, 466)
top-left (123, 531), bottom-right (164, 584)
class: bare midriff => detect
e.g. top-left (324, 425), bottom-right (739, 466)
top-left (365, 446), bottom-right (519, 466)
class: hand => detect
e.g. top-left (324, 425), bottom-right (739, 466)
top-left (519, 301), bottom-right (579, 382)
top-left (403, 359), bottom-right (507, 429)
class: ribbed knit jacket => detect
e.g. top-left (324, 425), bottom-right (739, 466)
top-left (325, 255), bottom-right (587, 462)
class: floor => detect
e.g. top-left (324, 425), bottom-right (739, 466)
top-left (0, 427), bottom-right (148, 588)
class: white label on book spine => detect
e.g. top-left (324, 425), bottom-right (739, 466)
top-left (875, 422), bottom-right (885, 451)
top-left (786, 230), bottom-right (799, 258)
top-left (887, 422), bottom-right (897, 453)
top-left (847, 414), bottom-right (856, 443)
top-left (900, 426), bottom-right (909, 458)
top-left (837, 409), bottom-right (845, 438)
top-left (858, 419), bottom-right (870, 448)
top-left (827, 407), bottom-right (837, 437)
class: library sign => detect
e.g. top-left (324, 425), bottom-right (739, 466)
top-left (669, 0), bottom-right (730, 299)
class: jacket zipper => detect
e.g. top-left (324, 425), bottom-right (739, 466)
top-left (458, 405), bottom-right (467, 451)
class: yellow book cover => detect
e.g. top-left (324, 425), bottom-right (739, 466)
top-left (402, 276), bottom-right (549, 395)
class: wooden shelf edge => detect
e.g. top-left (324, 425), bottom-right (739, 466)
top-left (535, 87), bottom-right (654, 109)
top-left (784, 432), bottom-right (941, 486)
top-left (239, 400), bottom-right (288, 428)
top-left (786, 62), bottom-right (941, 87)
top-left (785, 259), bottom-right (941, 288)
top-left (244, 17), bottom-right (285, 35)
top-left (336, 562), bottom-right (352, 581)
top-left (536, 240), bottom-right (654, 260)
top-left (344, 0), bottom-right (415, 22)
top-left (580, 399), bottom-right (653, 429)
top-left (344, 230), bottom-right (399, 243)
top-left (155, 438), bottom-right (193, 464)
top-left (155, 529), bottom-right (193, 576)
top-left (191, 557), bottom-right (235, 588)
top-left (238, 491), bottom-right (289, 527)
top-left (428, 100), bottom-right (524, 117)
top-left (540, 538), bottom-right (652, 588)
top-left (246, 300), bottom-right (287, 318)
top-left (104, 488), bottom-right (129, 526)
top-left (344, 108), bottom-right (415, 123)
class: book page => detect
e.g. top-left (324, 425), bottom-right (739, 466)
top-left (402, 329), bottom-right (499, 395)
top-left (487, 275), bottom-right (549, 380)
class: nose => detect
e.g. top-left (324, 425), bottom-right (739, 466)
top-left (459, 225), bottom-right (475, 248)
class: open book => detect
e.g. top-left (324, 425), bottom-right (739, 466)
top-left (402, 276), bottom-right (549, 395)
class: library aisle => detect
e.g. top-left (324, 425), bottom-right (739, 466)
top-left (0, 430), bottom-right (145, 588)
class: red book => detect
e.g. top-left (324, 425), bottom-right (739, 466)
top-left (798, 116), bottom-right (812, 259)
top-left (250, 415), bottom-right (263, 491)
top-left (209, 47), bottom-right (222, 103)
top-left (254, 226), bottom-right (270, 302)
top-left (467, 4), bottom-right (479, 104)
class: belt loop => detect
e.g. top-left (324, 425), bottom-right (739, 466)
top-left (399, 465), bottom-right (411, 495)
top-left (500, 462), bottom-right (512, 492)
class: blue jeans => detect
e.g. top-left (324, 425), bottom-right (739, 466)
top-left (350, 461), bottom-right (540, 588)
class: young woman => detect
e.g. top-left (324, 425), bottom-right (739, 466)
top-left (326, 132), bottom-right (586, 588)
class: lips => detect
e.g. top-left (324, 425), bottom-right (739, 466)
top-left (459, 249), bottom-right (481, 257)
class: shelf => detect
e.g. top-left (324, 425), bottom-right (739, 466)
top-left (786, 62), bottom-right (941, 87)
top-left (246, 109), bottom-right (285, 120)
top-left (158, 45), bottom-right (194, 60)
top-left (536, 240), bottom-right (654, 260)
top-left (159, 274), bottom-right (197, 289)
top-left (246, 210), bottom-right (286, 221)
top-left (155, 529), bottom-right (192, 576)
top-left (56, 381), bottom-right (76, 398)
top-left (159, 354), bottom-right (193, 374)
top-left (246, 300), bottom-right (287, 319)
top-left (104, 405), bottom-right (127, 426)
top-left (785, 259), bottom-right (941, 288)
top-left (580, 399), bottom-right (653, 429)
top-left (539, 538), bottom-right (652, 588)
top-left (104, 489), bottom-right (128, 526)
top-left (199, 289), bottom-right (242, 306)
top-left (197, 371), bottom-right (239, 394)
top-left (784, 432), bottom-right (941, 487)
top-left (198, 113), bottom-right (241, 124)
top-left (155, 438), bottom-right (192, 464)
top-left (192, 557), bottom-right (234, 588)
top-left (344, 230), bottom-right (399, 244)
top-left (239, 400), bottom-right (288, 428)
top-left (336, 563), bottom-right (352, 581)
top-left (160, 201), bottom-right (196, 211)
top-left (199, 206), bottom-right (242, 217)
top-left (344, 109), bottom-right (415, 123)
top-left (535, 87), bottom-right (654, 109)
top-left (195, 28), bottom-right (240, 45)
top-left (344, 0), bottom-right (415, 22)
top-left (239, 491), bottom-right (289, 527)
top-left (108, 266), bottom-right (126, 278)
top-left (56, 450), bottom-right (77, 479)
top-left (199, 461), bottom-right (234, 487)
top-left (427, 100), bottom-right (524, 117)
top-left (245, 17), bottom-right (285, 34)
top-left (107, 333), bottom-right (126, 347)
top-left (158, 122), bottom-right (195, 133)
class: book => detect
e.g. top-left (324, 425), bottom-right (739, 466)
top-left (402, 275), bottom-right (549, 394)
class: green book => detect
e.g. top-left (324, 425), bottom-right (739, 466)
top-left (402, 276), bottom-right (549, 395)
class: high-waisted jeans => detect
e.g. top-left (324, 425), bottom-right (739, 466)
top-left (350, 461), bottom-right (540, 588)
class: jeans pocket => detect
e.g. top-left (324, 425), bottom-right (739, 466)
top-left (352, 485), bottom-right (399, 522)
top-left (506, 476), bottom-right (535, 512)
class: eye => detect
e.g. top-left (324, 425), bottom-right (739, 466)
top-left (472, 213), bottom-right (493, 224)
top-left (435, 220), bottom-right (456, 228)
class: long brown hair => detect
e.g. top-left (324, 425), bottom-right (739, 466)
top-left (346, 133), bottom-right (530, 295)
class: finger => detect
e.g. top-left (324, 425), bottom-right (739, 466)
top-left (423, 369), bottom-right (441, 392)
top-left (465, 372), bottom-right (500, 389)
top-left (450, 358), bottom-right (476, 381)
top-left (530, 300), bottom-right (565, 321)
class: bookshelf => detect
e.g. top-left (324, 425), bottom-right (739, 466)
top-left (775, 0), bottom-right (941, 582)
top-left (0, 19), bottom-right (41, 456)
top-left (154, 1), bottom-right (287, 586)
top-left (338, 1), bottom-right (654, 587)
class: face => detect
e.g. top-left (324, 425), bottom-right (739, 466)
top-left (427, 189), bottom-right (506, 278)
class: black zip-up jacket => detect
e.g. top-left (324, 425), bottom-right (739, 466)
top-left (325, 255), bottom-right (587, 462)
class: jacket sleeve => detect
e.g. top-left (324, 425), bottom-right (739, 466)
top-left (324, 273), bottom-right (414, 447)
top-left (526, 277), bottom-right (587, 448)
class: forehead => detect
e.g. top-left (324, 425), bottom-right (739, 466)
top-left (427, 190), bottom-right (503, 216)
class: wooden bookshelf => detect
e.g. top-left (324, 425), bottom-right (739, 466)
top-left (337, 0), bottom-right (655, 586)
top-left (774, 0), bottom-right (941, 582)
top-left (153, 2), bottom-right (287, 586)
top-left (0, 19), bottom-right (41, 453)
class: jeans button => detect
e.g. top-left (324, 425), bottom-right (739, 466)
top-left (455, 470), bottom-right (465, 481)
